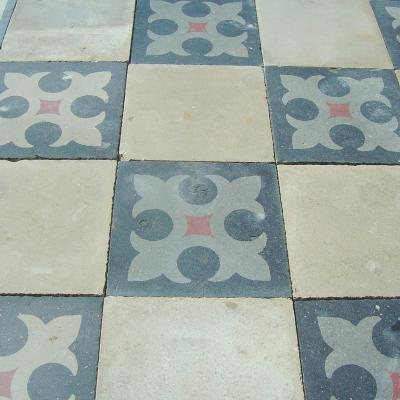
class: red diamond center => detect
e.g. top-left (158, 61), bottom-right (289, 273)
top-left (185, 215), bottom-right (213, 237)
top-left (36, 99), bottom-right (62, 115)
top-left (327, 102), bottom-right (352, 118)
top-left (188, 22), bottom-right (208, 33)
top-left (0, 369), bottom-right (17, 399)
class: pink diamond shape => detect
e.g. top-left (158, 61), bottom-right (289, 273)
top-left (185, 215), bottom-right (213, 237)
top-left (36, 99), bottom-right (62, 115)
top-left (0, 369), bottom-right (17, 399)
top-left (188, 22), bottom-right (208, 33)
top-left (327, 102), bottom-right (352, 118)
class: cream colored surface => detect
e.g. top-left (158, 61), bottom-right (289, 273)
top-left (256, 0), bottom-right (392, 68)
top-left (279, 165), bottom-right (400, 298)
top-left (0, 160), bottom-right (116, 294)
top-left (97, 297), bottom-right (304, 400)
top-left (0, 0), bottom-right (135, 61)
top-left (120, 64), bottom-right (275, 162)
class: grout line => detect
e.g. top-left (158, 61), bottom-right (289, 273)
top-left (93, 298), bottom-right (106, 400)
top-left (102, 161), bottom-right (120, 296)
top-left (291, 300), bottom-right (308, 400)
top-left (127, 0), bottom-right (139, 65)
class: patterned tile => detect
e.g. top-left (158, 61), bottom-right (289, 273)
top-left (372, 0), bottom-right (400, 69)
top-left (295, 299), bottom-right (400, 400)
top-left (107, 161), bottom-right (290, 297)
top-left (0, 296), bottom-right (102, 400)
top-left (278, 165), bottom-right (400, 298)
top-left (256, 0), bottom-right (392, 68)
top-left (0, 160), bottom-right (116, 294)
top-left (266, 67), bottom-right (400, 164)
top-left (0, 62), bottom-right (126, 159)
top-left (120, 65), bottom-right (274, 162)
top-left (0, 0), bottom-right (15, 48)
top-left (131, 0), bottom-right (262, 65)
top-left (0, 0), bottom-right (135, 61)
top-left (96, 297), bottom-right (304, 400)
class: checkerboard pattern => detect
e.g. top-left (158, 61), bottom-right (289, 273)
top-left (0, 1), bottom-right (399, 399)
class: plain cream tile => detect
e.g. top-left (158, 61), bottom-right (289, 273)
top-left (97, 297), bottom-right (304, 400)
top-left (120, 64), bottom-right (275, 162)
top-left (0, 160), bottom-right (116, 294)
top-left (278, 165), bottom-right (400, 298)
top-left (256, 0), bottom-right (392, 68)
top-left (0, 0), bottom-right (135, 61)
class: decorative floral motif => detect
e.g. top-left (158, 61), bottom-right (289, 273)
top-left (281, 75), bottom-right (400, 152)
top-left (129, 174), bottom-right (269, 283)
top-left (318, 316), bottom-right (400, 400)
top-left (146, 0), bottom-right (248, 57)
top-left (0, 314), bottom-right (81, 400)
top-left (266, 67), bottom-right (400, 163)
top-left (0, 71), bottom-right (111, 148)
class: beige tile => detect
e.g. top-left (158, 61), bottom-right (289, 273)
top-left (0, 0), bottom-right (135, 61)
top-left (97, 297), bottom-right (303, 400)
top-left (256, 0), bottom-right (392, 68)
top-left (278, 165), bottom-right (400, 298)
top-left (0, 160), bottom-right (116, 294)
top-left (120, 64), bottom-right (275, 162)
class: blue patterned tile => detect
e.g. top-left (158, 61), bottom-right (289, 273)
top-left (266, 66), bottom-right (400, 164)
top-left (0, 0), bottom-right (15, 48)
top-left (0, 62), bottom-right (126, 159)
top-left (372, 0), bottom-right (400, 69)
top-left (107, 161), bottom-right (290, 297)
top-left (131, 0), bottom-right (262, 65)
top-left (295, 299), bottom-right (400, 400)
top-left (0, 296), bottom-right (102, 400)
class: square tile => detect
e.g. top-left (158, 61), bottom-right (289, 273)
top-left (96, 297), bottom-right (303, 400)
top-left (255, 0), bottom-right (392, 68)
top-left (372, 0), bottom-right (400, 69)
top-left (295, 299), bottom-right (400, 400)
top-left (0, 0), bottom-right (135, 61)
top-left (0, 296), bottom-right (102, 400)
top-left (0, 0), bottom-right (16, 48)
top-left (131, 0), bottom-right (262, 65)
top-left (120, 65), bottom-right (274, 162)
top-left (107, 161), bottom-right (290, 297)
top-left (0, 62), bottom-right (126, 159)
top-left (266, 67), bottom-right (400, 164)
top-left (0, 160), bottom-right (116, 294)
top-left (278, 165), bottom-right (400, 298)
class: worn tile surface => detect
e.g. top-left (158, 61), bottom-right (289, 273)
top-left (278, 165), bottom-right (400, 298)
top-left (0, 296), bottom-right (102, 400)
top-left (0, 0), bottom-right (15, 48)
top-left (0, 160), bottom-right (116, 294)
top-left (296, 299), bottom-right (400, 400)
top-left (107, 161), bottom-right (290, 297)
top-left (372, 0), bottom-right (400, 69)
top-left (256, 0), bottom-right (392, 68)
top-left (0, 0), bottom-right (135, 61)
top-left (266, 67), bottom-right (400, 164)
top-left (0, 62), bottom-right (126, 159)
top-left (120, 64), bottom-right (274, 162)
top-left (131, 0), bottom-right (262, 65)
top-left (97, 297), bottom-right (303, 400)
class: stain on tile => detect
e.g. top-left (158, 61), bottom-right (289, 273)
top-left (295, 299), bottom-right (400, 400)
top-left (131, 0), bottom-right (262, 65)
top-left (0, 296), bottom-right (102, 400)
top-left (372, 0), bottom-right (400, 69)
top-left (0, 62), bottom-right (126, 159)
top-left (107, 161), bottom-right (290, 297)
top-left (266, 66), bottom-right (400, 164)
top-left (0, 0), bottom-right (16, 48)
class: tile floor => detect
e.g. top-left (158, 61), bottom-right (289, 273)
top-left (0, 1), bottom-right (399, 399)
